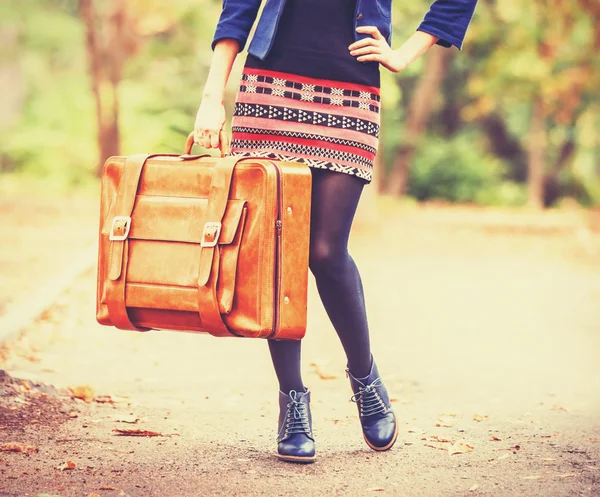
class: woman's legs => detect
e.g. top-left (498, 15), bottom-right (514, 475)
top-left (268, 168), bottom-right (373, 393)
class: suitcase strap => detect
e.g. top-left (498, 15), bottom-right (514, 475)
top-left (197, 156), bottom-right (242, 337)
top-left (106, 153), bottom-right (151, 331)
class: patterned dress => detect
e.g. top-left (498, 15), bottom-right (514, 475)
top-left (230, 0), bottom-right (381, 183)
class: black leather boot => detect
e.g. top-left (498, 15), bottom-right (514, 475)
top-left (276, 389), bottom-right (315, 463)
top-left (347, 361), bottom-right (398, 451)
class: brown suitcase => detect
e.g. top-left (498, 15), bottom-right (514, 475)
top-left (96, 134), bottom-right (312, 340)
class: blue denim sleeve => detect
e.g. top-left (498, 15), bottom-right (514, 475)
top-left (211, 0), bottom-right (262, 52)
top-left (417, 0), bottom-right (477, 50)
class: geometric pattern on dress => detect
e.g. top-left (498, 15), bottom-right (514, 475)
top-left (230, 150), bottom-right (373, 183)
top-left (233, 103), bottom-right (380, 138)
top-left (231, 126), bottom-right (378, 155)
top-left (241, 72), bottom-right (381, 103)
top-left (239, 84), bottom-right (380, 113)
top-left (230, 139), bottom-right (374, 169)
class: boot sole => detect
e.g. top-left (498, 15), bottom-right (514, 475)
top-left (277, 453), bottom-right (316, 464)
top-left (364, 415), bottom-right (399, 452)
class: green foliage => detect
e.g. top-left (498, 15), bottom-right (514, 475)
top-left (0, 0), bottom-right (598, 206)
top-left (408, 135), bottom-right (526, 206)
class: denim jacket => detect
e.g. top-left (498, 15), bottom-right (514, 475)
top-left (212, 0), bottom-right (477, 60)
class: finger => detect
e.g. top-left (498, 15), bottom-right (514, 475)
top-left (350, 46), bottom-right (382, 57)
top-left (200, 131), bottom-right (211, 149)
top-left (357, 54), bottom-right (383, 63)
top-left (348, 37), bottom-right (378, 51)
top-left (356, 26), bottom-right (384, 40)
top-left (209, 131), bottom-right (220, 149)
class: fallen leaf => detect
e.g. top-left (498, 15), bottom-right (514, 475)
top-left (450, 440), bottom-right (474, 456)
top-left (0, 443), bottom-right (38, 453)
top-left (58, 460), bottom-right (76, 471)
top-left (67, 412), bottom-right (78, 419)
top-left (473, 414), bottom-right (488, 422)
top-left (69, 386), bottom-right (95, 403)
top-left (522, 475), bottom-right (541, 480)
top-left (435, 417), bottom-right (456, 428)
top-left (589, 439), bottom-right (600, 443)
top-left (557, 473), bottom-right (576, 478)
top-left (491, 435), bottom-right (502, 441)
top-left (112, 429), bottom-right (166, 437)
top-left (499, 444), bottom-right (521, 451)
top-left (424, 443), bottom-right (447, 451)
top-left (309, 362), bottom-right (337, 380)
top-left (430, 435), bottom-right (452, 443)
top-left (114, 415), bottom-right (139, 424)
top-left (94, 395), bottom-right (115, 404)
top-left (549, 404), bottom-right (569, 412)
top-left (367, 488), bottom-right (386, 492)
top-left (469, 484), bottom-right (479, 492)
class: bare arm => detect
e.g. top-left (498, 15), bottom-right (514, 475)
top-left (194, 39), bottom-right (240, 149)
top-left (350, 28), bottom-right (439, 73)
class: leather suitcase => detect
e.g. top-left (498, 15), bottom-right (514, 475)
top-left (96, 134), bottom-right (312, 340)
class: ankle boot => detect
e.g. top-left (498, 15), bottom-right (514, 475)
top-left (276, 389), bottom-right (315, 463)
top-left (347, 361), bottom-right (398, 451)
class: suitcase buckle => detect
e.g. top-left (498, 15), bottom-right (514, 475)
top-left (109, 216), bottom-right (132, 241)
top-left (201, 222), bottom-right (222, 248)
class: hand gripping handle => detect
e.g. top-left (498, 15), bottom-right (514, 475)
top-left (185, 130), bottom-right (231, 157)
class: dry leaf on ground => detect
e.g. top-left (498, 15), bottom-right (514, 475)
top-left (367, 488), bottom-right (386, 492)
top-left (424, 443), bottom-right (448, 451)
top-left (499, 444), bottom-right (521, 451)
top-left (114, 415), bottom-right (139, 424)
top-left (436, 415), bottom-right (456, 428)
top-left (112, 428), bottom-right (167, 437)
top-left (309, 362), bottom-right (338, 380)
top-left (430, 435), bottom-right (452, 443)
top-left (58, 460), bottom-right (76, 471)
top-left (0, 443), bottom-right (38, 453)
top-left (69, 385), bottom-right (95, 403)
top-left (491, 435), bottom-right (501, 441)
top-left (95, 395), bottom-right (115, 404)
top-left (450, 440), bottom-right (474, 456)
top-left (473, 413), bottom-right (488, 422)
top-left (589, 439), bottom-right (600, 443)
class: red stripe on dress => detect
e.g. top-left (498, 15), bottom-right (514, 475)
top-left (230, 146), bottom-right (372, 172)
top-left (231, 132), bottom-right (375, 161)
top-left (231, 116), bottom-right (379, 149)
top-left (242, 68), bottom-right (381, 96)
top-left (236, 91), bottom-right (380, 122)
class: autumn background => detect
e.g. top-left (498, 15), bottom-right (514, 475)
top-left (0, 1), bottom-right (599, 496)
top-left (1, 0), bottom-right (599, 208)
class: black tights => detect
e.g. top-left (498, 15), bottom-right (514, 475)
top-left (268, 168), bottom-right (372, 393)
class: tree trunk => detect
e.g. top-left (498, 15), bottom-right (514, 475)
top-left (527, 96), bottom-right (545, 209)
top-left (80, 0), bottom-right (123, 176)
top-left (385, 47), bottom-right (453, 196)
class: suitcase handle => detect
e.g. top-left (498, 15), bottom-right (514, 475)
top-left (185, 130), bottom-right (230, 157)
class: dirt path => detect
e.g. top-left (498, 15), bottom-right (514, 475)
top-left (1, 206), bottom-right (599, 497)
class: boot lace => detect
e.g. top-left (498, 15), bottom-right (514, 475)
top-left (283, 390), bottom-right (312, 438)
top-left (350, 378), bottom-right (388, 418)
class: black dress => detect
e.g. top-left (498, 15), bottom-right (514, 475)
top-left (230, 0), bottom-right (381, 183)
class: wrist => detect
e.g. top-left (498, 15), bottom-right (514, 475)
top-left (392, 50), bottom-right (410, 72)
top-left (201, 88), bottom-right (225, 103)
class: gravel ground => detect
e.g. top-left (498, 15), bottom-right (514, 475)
top-left (1, 204), bottom-right (599, 497)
